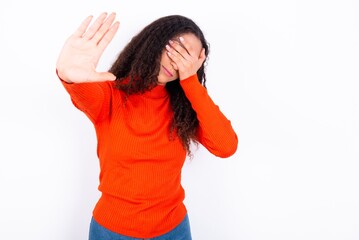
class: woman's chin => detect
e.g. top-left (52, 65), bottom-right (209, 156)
top-left (157, 75), bottom-right (177, 85)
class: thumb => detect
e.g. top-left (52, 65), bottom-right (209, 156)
top-left (91, 72), bottom-right (117, 82)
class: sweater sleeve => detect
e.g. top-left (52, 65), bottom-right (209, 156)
top-left (57, 71), bottom-right (114, 124)
top-left (179, 75), bottom-right (238, 158)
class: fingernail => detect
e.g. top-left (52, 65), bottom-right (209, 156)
top-left (179, 37), bottom-right (184, 42)
top-left (166, 45), bottom-right (170, 50)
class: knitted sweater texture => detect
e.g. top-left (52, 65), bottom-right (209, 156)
top-left (61, 74), bottom-right (238, 238)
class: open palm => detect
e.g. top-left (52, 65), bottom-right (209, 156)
top-left (56, 12), bottom-right (119, 83)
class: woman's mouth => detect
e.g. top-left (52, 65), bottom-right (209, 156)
top-left (162, 65), bottom-right (173, 77)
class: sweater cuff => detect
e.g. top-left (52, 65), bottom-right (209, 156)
top-left (179, 74), bottom-right (202, 91)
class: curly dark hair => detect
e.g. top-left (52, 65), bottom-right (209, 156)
top-left (109, 15), bottom-right (210, 155)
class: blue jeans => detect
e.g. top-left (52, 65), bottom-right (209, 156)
top-left (89, 214), bottom-right (192, 240)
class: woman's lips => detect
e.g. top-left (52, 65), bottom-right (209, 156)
top-left (162, 65), bottom-right (173, 77)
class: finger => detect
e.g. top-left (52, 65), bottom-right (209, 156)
top-left (98, 21), bottom-right (120, 52)
top-left (168, 40), bottom-right (190, 60)
top-left (178, 37), bottom-right (196, 57)
top-left (170, 61), bottom-right (179, 71)
top-left (167, 51), bottom-right (185, 69)
top-left (174, 37), bottom-right (190, 55)
top-left (166, 44), bottom-right (187, 67)
top-left (73, 15), bottom-right (93, 37)
top-left (92, 12), bottom-right (117, 44)
top-left (82, 12), bottom-right (108, 40)
top-left (91, 71), bottom-right (117, 82)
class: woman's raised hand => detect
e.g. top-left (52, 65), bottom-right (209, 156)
top-left (56, 12), bottom-right (120, 83)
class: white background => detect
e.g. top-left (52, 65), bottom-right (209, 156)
top-left (1, 0), bottom-right (359, 239)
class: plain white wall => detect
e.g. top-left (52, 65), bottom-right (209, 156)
top-left (1, 0), bottom-right (359, 239)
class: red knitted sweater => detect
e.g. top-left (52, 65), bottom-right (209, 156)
top-left (60, 74), bottom-right (238, 238)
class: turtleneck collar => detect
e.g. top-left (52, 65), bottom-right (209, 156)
top-left (142, 84), bottom-right (168, 99)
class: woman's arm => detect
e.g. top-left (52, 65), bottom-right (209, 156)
top-left (58, 72), bottom-right (115, 124)
top-left (166, 34), bottom-right (238, 157)
top-left (56, 13), bottom-right (120, 123)
top-left (180, 75), bottom-right (238, 158)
